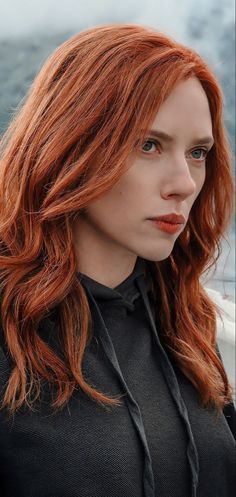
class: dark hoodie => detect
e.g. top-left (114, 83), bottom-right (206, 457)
top-left (0, 257), bottom-right (235, 497)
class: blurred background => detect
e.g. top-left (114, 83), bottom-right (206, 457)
top-left (0, 0), bottom-right (235, 388)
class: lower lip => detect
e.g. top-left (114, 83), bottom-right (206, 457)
top-left (149, 219), bottom-right (183, 234)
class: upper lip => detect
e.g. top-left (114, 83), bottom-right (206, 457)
top-left (149, 213), bottom-right (186, 224)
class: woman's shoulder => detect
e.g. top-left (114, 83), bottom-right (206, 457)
top-left (223, 400), bottom-right (236, 440)
top-left (214, 342), bottom-right (236, 440)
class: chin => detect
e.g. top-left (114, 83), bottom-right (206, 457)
top-left (137, 248), bottom-right (174, 263)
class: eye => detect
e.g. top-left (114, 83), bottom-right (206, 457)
top-left (138, 140), bottom-right (210, 160)
top-left (189, 148), bottom-right (209, 161)
top-left (141, 139), bottom-right (160, 153)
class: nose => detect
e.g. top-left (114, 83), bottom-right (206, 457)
top-left (160, 156), bottom-right (197, 200)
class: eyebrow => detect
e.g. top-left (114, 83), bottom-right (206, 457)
top-left (146, 129), bottom-right (215, 147)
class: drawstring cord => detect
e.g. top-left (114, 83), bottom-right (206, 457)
top-left (84, 284), bottom-right (156, 497)
top-left (136, 275), bottom-right (199, 497)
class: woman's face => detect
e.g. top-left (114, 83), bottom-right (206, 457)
top-left (74, 77), bottom-right (214, 265)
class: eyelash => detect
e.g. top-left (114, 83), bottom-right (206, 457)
top-left (141, 139), bottom-right (209, 161)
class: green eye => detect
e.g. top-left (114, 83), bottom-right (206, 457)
top-left (142, 139), bottom-right (159, 153)
top-left (191, 148), bottom-right (208, 160)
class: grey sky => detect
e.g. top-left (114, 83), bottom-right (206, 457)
top-left (0, 0), bottom-right (198, 42)
top-left (0, 0), bottom-right (234, 62)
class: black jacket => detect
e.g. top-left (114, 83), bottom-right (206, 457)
top-left (0, 257), bottom-right (235, 497)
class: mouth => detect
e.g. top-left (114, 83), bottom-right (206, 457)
top-left (148, 219), bottom-right (184, 234)
top-left (148, 213), bottom-right (186, 224)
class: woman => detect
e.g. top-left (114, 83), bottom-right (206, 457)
top-left (0, 24), bottom-right (235, 497)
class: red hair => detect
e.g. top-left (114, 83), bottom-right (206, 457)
top-left (0, 24), bottom-right (234, 416)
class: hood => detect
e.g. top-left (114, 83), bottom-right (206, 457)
top-left (78, 256), bottom-right (154, 312)
top-left (78, 256), bottom-right (199, 497)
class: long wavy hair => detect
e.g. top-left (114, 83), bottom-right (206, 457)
top-left (0, 24), bottom-right (234, 416)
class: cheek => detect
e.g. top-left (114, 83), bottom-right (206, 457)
top-left (85, 186), bottom-right (135, 230)
top-left (193, 166), bottom-right (206, 196)
top-left (103, 178), bottom-right (142, 217)
top-left (199, 167), bottom-right (206, 193)
top-left (187, 168), bottom-right (206, 211)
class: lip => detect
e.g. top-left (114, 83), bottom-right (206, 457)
top-left (148, 213), bottom-right (186, 224)
top-left (149, 219), bottom-right (183, 234)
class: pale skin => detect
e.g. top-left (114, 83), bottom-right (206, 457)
top-left (72, 77), bottom-right (214, 288)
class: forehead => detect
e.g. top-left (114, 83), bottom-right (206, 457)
top-left (150, 77), bottom-right (213, 138)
